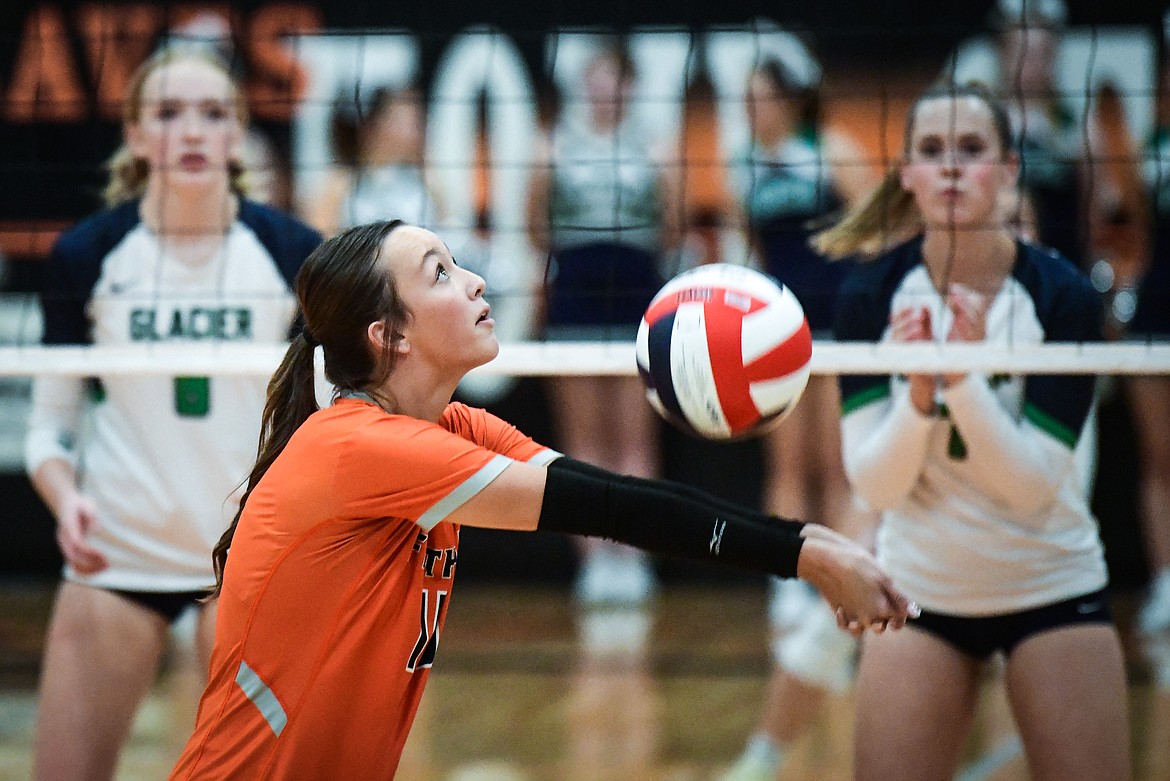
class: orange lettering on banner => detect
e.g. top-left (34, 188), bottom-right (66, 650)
top-left (246, 3), bottom-right (321, 121)
top-left (76, 4), bottom-right (163, 119)
top-left (6, 5), bottom-right (88, 122)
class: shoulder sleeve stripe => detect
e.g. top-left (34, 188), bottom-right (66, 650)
top-left (235, 661), bottom-right (287, 736)
top-left (1023, 402), bottom-right (1078, 449)
top-left (527, 449), bottom-right (562, 466)
top-left (417, 454), bottom-right (514, 531)
top-left (842, 384), bottom-right (890, 415)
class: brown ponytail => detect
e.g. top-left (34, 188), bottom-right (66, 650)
top-left (208, 220), bottom-right (408, 598)
top-left (209, 333), bottom-right (318, 596)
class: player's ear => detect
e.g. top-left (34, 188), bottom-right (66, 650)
top-left (1002, 150), bottom-right (1020, 187)
top-left (367, 321), bottom-right (409, 356)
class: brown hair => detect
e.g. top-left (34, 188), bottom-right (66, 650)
top-left (752, 57), bottom-right (821, 139)
top-left (812, 82), bottom-right (1014, 259)
top-left (209, 220), bottom-right (409, 598)
top-left (104, 47), bottom-right (250, 206)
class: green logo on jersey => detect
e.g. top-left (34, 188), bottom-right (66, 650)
top-left (129, 307), bottom-right (253, 341)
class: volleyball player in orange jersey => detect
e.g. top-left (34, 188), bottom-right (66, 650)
top-left (169, 220), bottom-right (915, 779)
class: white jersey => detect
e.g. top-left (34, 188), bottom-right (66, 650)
top-left (339, 164), bottom-right (439, 229)
top-left (835, 236), bottom-right (1108, 616)
top-left (25, 200), bottom-right (321, 592)
top-left (548, 115), bottom-right (663, 252)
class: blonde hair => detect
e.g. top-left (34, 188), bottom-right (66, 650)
top-left (811, 81), bottom-right (1014, 260)
top-left (103, 46), bottom-right (249, 206)
top-left (811, 166), bottom-right (920, 259)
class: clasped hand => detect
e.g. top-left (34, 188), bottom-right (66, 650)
top-left (890, 283), bottom-right (990, 415)
top-left (795, 524), bottom-right (917, 637)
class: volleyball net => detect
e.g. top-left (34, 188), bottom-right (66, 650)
top-left (2, 5), bottom-right (1169, 384)
top-left (0, 340), bottom-right (1168, 379)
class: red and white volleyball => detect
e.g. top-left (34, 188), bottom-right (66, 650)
top-left (636, 263), bottom-right (812, 440)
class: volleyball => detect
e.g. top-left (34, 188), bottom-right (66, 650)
top-left (636, 264), bottom-right (813, 440)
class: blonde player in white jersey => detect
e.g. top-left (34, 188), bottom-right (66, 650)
top-left (816, 82), bottom-right (1130, 781)
top-left (24, 47), bottom-right (321, 780)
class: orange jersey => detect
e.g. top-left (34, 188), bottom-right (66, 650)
top-left (170, 398), bottom-right (557, 780)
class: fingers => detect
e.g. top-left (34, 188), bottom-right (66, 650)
top-left (894, 290), bottom-right (989, 344)
top-left (805, 541), bottom-right (920, 636)
top-left (889, 306), bottom-right (933, 342)
top-left (800, 523), bottom-right (865, 550)
top-left (833, 578), bottom-right (920, 637)
top-left (891, 307), bottom-right (940, 398)
top-left (57, 528), bottom-right (109, 574)
top-left (946, 284), bottom-right (988, 342)
top-left (56, 503), bottom-right (109, 575)
top-left (835, 607), bottom-right (866, 638)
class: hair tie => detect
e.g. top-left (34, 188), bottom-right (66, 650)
top-left (301, 324), bottom-right (319, 347)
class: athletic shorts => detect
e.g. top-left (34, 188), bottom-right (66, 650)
top-left (544, 242), bottom-right (662, 341)
top-left (910, 588), bottom-right (1113, 660)
top-left (1130, 259), bottom-right (1170, 338)
top-left (112, 589), bottom-right (209, 624)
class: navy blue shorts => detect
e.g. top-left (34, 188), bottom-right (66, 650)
top-left (544, 242), bottom-right (662, 341)
top-left (1131, 259), bottom-right (1170, 338)
top-left (112, 589), bottom-right (209, 624)
top-left (910, 589), bottom-right (1113, 660)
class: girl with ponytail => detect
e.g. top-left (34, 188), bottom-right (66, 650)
top-left (26, 45), bottom-right (320, 780)
top-left (172, 220), bottom-right (916, 780)
top-left (830, 82), bottom-right (1130, 781)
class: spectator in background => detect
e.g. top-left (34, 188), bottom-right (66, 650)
top-left (989, 0), bottom-right (1088, 267)
top-left (526, 40), bottom-right (682, 605)
top-left (304, 84), bottom-right (442, 237)
top-left (720, 47), bottom-right (879, 781)
top-left (817, 81), bottom-right (1130, 781)
top-left (24, 48), bottom-right (320, 780)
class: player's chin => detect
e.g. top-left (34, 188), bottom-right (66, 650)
top-left (472, 336), bottom-right (500, 366)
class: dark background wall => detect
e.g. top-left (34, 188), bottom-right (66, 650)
top-left (0, 0), bottom-right (1159, 586)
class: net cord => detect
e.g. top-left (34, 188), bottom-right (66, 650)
top-left (1, 340), bottom-right (1168, 378)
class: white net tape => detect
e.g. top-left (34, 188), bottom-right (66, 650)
top-left (0, 340), bottom-right (1168, 378)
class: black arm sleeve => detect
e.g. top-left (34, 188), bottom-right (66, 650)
top-left (538, 457), bottom-right (807, 579)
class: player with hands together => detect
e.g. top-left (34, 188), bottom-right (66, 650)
top-left (815, 82), bottom-right (1131, 781)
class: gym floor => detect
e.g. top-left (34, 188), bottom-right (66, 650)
top-left (0, 580), bottom-right (1166, 781)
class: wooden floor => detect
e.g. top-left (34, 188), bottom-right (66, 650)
top-left (0, 580), bottom-right (1168, 780)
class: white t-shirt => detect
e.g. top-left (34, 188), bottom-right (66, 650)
top-left (835, 236), bottom-right (1109, 616)
top-left (548, 115), bottom-right (663, 252)
top-left (25, 199), bottom-right (321, 591)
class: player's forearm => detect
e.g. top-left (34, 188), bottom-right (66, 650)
top-left (537, 457), bottom-right (806, 578)
top-left (942, 375), bottom-right (1073, 518)
top-left (25, 375), bottom-right (84, 477)
top-left (842, 390), bottom-right (933, 510)
top-left (30, 458), bottom-right (81, 521)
